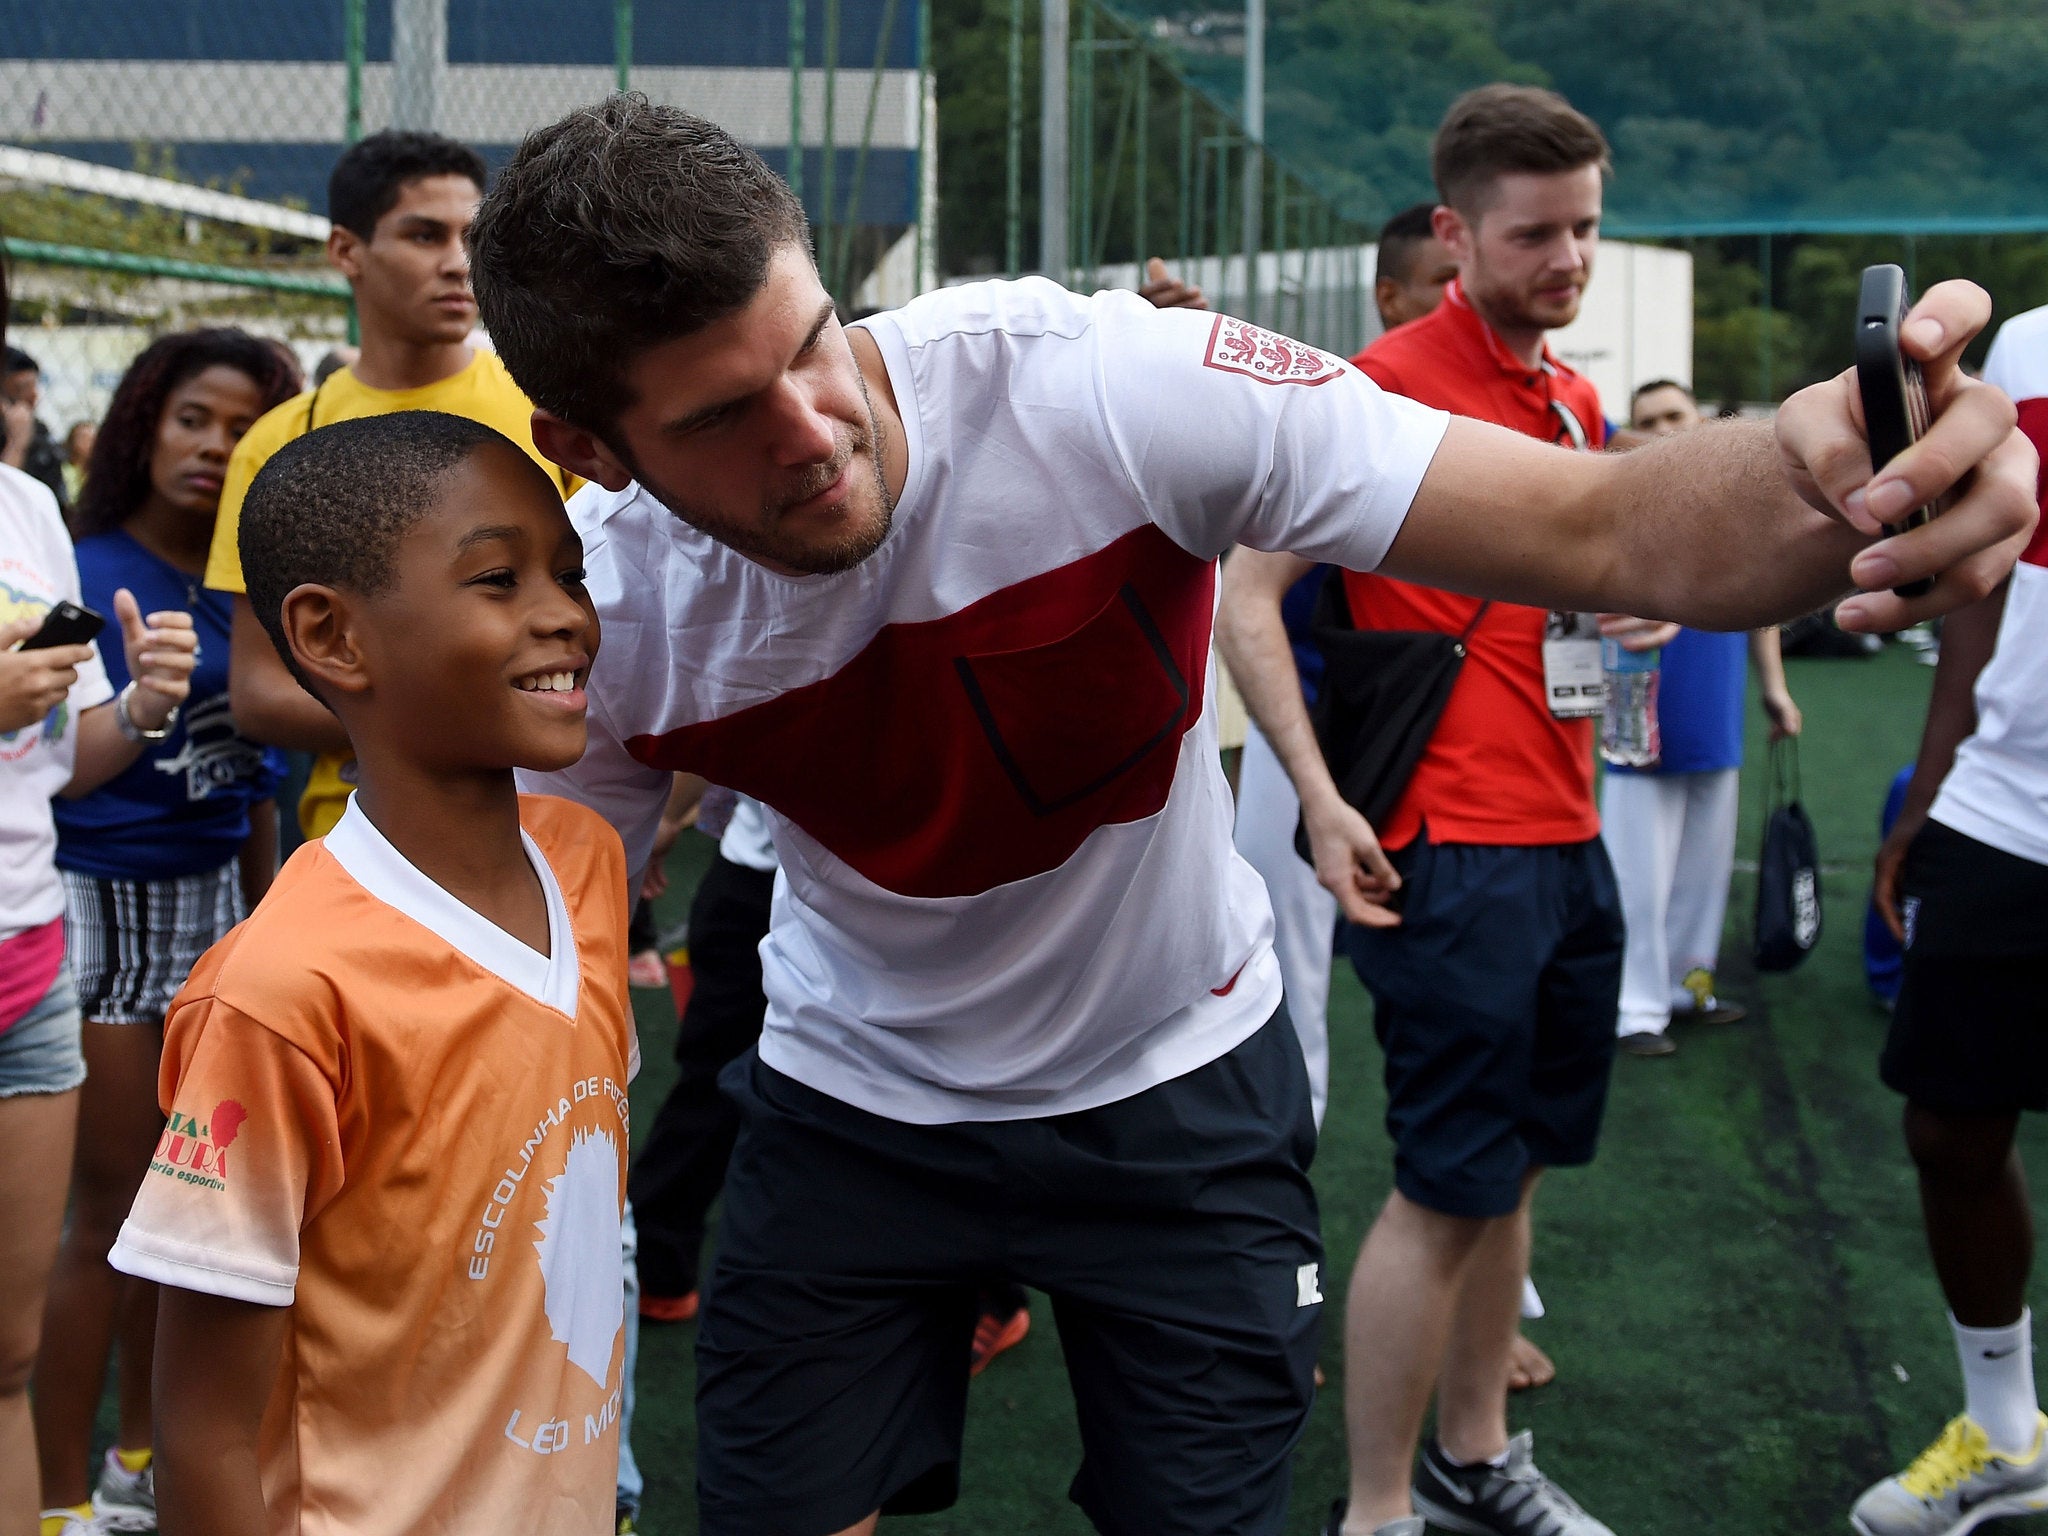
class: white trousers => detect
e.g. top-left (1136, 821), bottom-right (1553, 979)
top-left (1234, 722), bottom-right (1338, 1125)
top-left (1600, 768), bottom-right (1742, 1037)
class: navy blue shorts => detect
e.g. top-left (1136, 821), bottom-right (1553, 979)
top-left (1344, 837), bottom-right (1624, 1219)
top-left (695, 1009), bottom-right (1324, 1536)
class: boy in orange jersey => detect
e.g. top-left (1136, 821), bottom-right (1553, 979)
top-left (108, 410), bottom-right (636, 1536)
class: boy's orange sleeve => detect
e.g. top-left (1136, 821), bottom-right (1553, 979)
top-left (109, 990), bottom-right (346, 1306)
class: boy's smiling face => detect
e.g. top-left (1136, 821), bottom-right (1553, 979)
top-left (356, 442), bottom-right (599, 775)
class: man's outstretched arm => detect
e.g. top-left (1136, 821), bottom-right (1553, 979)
top-left (1377, 281), bottom-right (2036, 635)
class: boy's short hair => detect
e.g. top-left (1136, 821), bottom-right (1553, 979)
top-left (1431, 84), bottom-right (1610, 217)
top-left (1631, 377), bottom-right (1694, 406)
top-left (468, 93), bottom-right (809, 434)
top-left (240, 411), bottom-right (513, 694)
top-left (328, 130), bottom-right (488, 239)
top-left (1375, 202), bottom-right (1443, 285)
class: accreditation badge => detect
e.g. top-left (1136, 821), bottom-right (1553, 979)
top-left (1542, 611), bottom-right (1604, 719)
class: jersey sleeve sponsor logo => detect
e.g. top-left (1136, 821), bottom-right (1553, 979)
top-left (628, 524), bottom-right (1216, 899)
top-left (1201, 315), bottom-right (1346, 387)
top-left (149, 1097), bottom-right (246, 1192)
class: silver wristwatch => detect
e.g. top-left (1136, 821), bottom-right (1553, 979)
top-left (114, 681), bottom-right (176, 743)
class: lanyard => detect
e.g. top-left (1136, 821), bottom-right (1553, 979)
top-left (1548, 394), bottom-right (1591, 452)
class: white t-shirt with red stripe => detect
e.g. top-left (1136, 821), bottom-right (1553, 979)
top-left (1932, 302), bottom-right (2048, 867)
top-left (523, 278), bottom-right (1448, 1123)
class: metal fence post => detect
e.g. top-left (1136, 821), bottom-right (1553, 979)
top-left (1177, 86), bottom-right (1192, 261)
top-left (821, 0), bottom-right (838, 286)
top-left (614, 0), bottom-right (632, 91)
top-left (1133, 44), bottom-right (1147, 268)
top-left (789, 0), bottom-right (805, 204)
top-left (1006, 0), bottom-right (1024, 275)
top-left (344, 0), bottom-right (366, 143)
top-left (1758, 231), bottom-right (1772, 401)
top-left (1073, 1), bottom-right (1093, 286)
top-left (1040, 0), bottom-right (1068, 277)
top-left (916, 0), bottom-right (934, 295)
top-left (1241, 0), bottom-right (1263, 326)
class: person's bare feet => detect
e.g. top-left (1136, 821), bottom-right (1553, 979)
top-left (1508, 1332), bottom-right (1555, 1392)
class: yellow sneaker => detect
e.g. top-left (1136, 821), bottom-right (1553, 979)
top-left (1851, 1414), bottom-right (2048, 1536)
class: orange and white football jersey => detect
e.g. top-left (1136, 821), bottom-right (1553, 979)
top-left (111, 794), bottom-right (637, 1536)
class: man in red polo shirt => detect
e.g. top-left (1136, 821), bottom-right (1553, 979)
top-left (1219, 84), bottom-right (1669, 1536)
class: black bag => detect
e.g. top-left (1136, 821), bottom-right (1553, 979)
top-left (1292, 573), bottom-right (1489, 861)
top-left (1753, 737), bottom-right (1823, 972)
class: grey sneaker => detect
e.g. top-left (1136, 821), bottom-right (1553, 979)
top-left (1851, 1413), bottom-right (2048, 1536)
top-left (91, 1448), bottom-right (155, 1532)
top-left (1413, 1431), bottom-right (1615, 1536)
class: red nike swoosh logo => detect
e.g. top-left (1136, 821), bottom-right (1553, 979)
top-left (1211, 965), bottom-right (1245, 997)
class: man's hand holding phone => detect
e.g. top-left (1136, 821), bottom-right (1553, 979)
top-left (1774, 278), bottom-right (2038, 632)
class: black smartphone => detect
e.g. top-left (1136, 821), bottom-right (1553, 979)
top-left (17, 600), bottom-right (106, 651)
top-left (1855, 263), bottom-right (1951, 599)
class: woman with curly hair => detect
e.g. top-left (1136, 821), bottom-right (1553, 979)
top-left (29, 328), bottom-right (299, 1536)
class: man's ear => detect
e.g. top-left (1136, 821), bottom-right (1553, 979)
top-left (1431, 204), bottom-right (1473, 267)
top-left (280, 584), bottom-right (371, 702)
top-left (532, 411), bottom-right (634, 493)
top-left (327, 225), bottom-right (365, 285)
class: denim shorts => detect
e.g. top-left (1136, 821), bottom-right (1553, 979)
top-left (0, 964), bottom-right (87, 1098)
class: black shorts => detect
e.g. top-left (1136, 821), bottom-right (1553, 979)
top-left (1343, 837), bottom-right (1624, 1219)
top-left (1881, 819), bottom-right (2048, 1114)
top-left (694, 1009), bottom-right (1324, 1536)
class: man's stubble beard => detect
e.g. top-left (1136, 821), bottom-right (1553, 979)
top-left (1467, 266), bottom-right (1587, 340)
top-left (631, 367), bottom-right (897, 577)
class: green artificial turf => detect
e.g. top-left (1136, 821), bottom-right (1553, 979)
top-left (623, 639), bottom-right (2048, 1535)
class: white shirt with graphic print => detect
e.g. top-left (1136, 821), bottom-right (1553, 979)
top-left (0, 464), bottom-right (112, 939)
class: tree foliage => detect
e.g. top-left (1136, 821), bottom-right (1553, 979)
top-left (1104, 0), bottom-right (2048, 230)
top-left (931, 0), bottom-right (2048, 400)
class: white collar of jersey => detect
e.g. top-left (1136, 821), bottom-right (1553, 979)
top-left (323, 798), bottom-right (581, 1016)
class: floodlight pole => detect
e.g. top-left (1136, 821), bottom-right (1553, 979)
top-left (1041, 0), bottom-right (1070, 278)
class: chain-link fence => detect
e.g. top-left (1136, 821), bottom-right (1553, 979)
top-left (3, 221), bottom-right (347, 444)
top-left (937, 0), bottom-right (1372, 354)
top-left (0, 0), bottom-right (935, 433)
top-left (0, 1), bottom-right (1377, 450)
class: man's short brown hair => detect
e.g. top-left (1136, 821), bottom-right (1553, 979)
top-left (1431, 84), bottom-right (1610, 216)
top-left (468, 94), bottom-right (808, 433)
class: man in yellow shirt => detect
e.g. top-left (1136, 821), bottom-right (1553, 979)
top-left (210, 130), bottom-right (575, 837)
